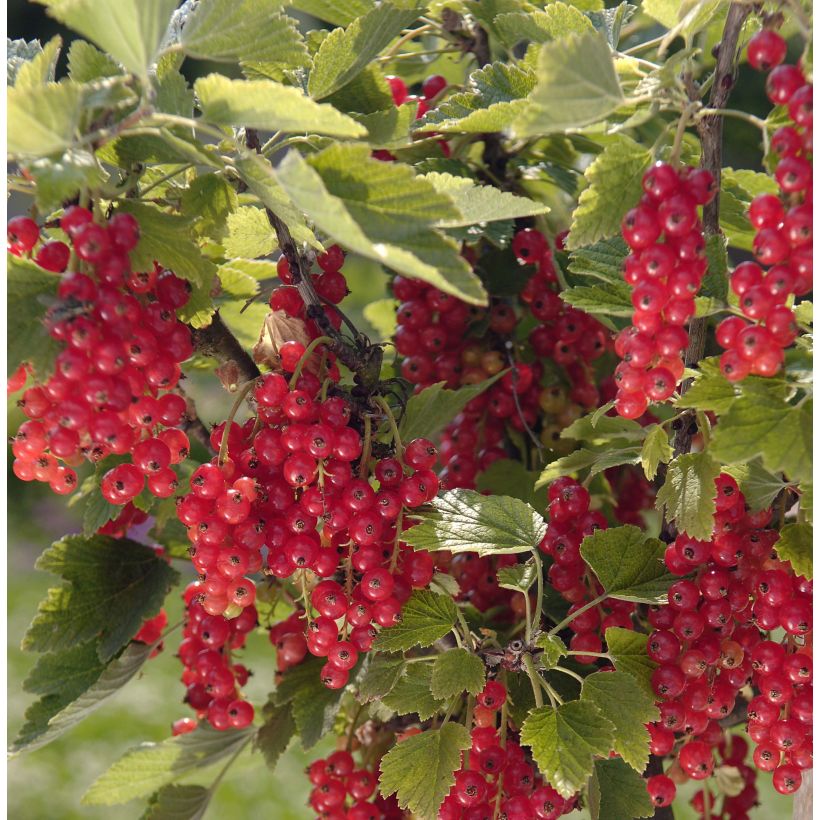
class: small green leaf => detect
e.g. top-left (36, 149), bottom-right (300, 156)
top-left (724, 461), bottom-right (791, 512)
top-left (561, 413), bottom-right (645, 443)
top-left (308, 0), bottom-right (424, 99)
top-left (497, 559), bottom-right (539, 593)
top-left (535, 634), bottom-right (567, 670)
top-left (83, 726), bottom-right (254, 805)
top-left (774, 523), bottom-right (812, 580)
top-left (520, 701), bottom-right (615, 799)
top-left (223, 207), bottom-right (278, 259)
top-left (399, 375), bottom-right (503, 441)
top-left (431, 649), bottom-right (486, 700)
top-left (566, 136), bottom-right (651, 250)
top-left (253, 701), bottom-right (296, 770)
top-left (24, 535), bottom-right (179, 662)
top-left (27, 149), bottom-right (106, 212)
top-left (676, 358), bottom-right (738, 414)
top-left (536, 446), bottom-right (641, 486)
top-left (8, 80), bottom-right (83, 157)
top-left (512, 31), bottom-right (624, 137)
top-left (180, 173), bottom-right (238, 242)
top-left (142, 785), bottom-right (210, 820)
top-left (195, 75), bottom-right (367, 137)
top-left (561, 280), bottom-right (633, 317)
top-left (383, 664), bottom-right (445, 720)
top-left (495, 4), bottom-right (594, 47)
top-left (587, 2), bottom-right (635, 47)
top-left (13, 35), bottom-right (61, 88)
top-left (476, 460), bottom-right (548, 510)
top-left (403, 489), bottom-right (547, 557)
top-left (581, 671), bottom-right (659, 772)
top-left (588, 757), bottom-right (654, 820)
top-left (38, 0), bottom-right (179, 78)
top-left (181, 0), bottom-right (308, 66)
top-left (357, 656), bottom-right (407, 703)
top-left (288, 0), bottom-right (372, 26)
top-left (66, 39), bottom-right (121, 82)
top-left (363, 298), bottom-right (399, 342)
top-left (605, 627), bottom-right (656, 697)
top-left (641, 424), bottom-right (673, 481)
top-left (580, 525), bottom-right (675, 603)
top-left (373, 590), bottom-right (458, 652)
top-left (656, 452), bottom-right (720, 540)
top-left (379, 723), bottom-right (471, 820)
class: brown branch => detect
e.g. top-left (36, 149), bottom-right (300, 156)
top-left (672, 1), bottom-right (752, 461)
top-left (191, 311), bottom-right (260, 382)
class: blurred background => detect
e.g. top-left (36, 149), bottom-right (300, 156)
top-left (7, 0), bottom-right (800, 816)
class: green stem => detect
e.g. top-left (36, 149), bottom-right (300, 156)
top-left (553, 665), bottom-right (586, 687)
top-left (455, 607), bottom-right (474, 651)
top-left (670, 101), bottom-right (699, 166)
top-left (208, 735), bottom-right (253, 794)
top-left (565, 650), bottom-right (612, 660)
top-left (358, 414), bottom-right (373, 480)
top-left (218, 380), bottom-right (256, 465)
top-left (139, 163), bottom-right (193, 196)
top-left (548, 593), bottom-right (608, 636)
top-left (373, 395), bottom-right (404, 462)
top-left (381, 23), bottom-right (435, 59)
top-left (523, 589), bottom-right (533, 644)
top-left (532, 550), bottom-right (544, 636)
top-left (522, 653), bottom-right (543, 708)
top-left (289, 335), bottom-right (334, 389)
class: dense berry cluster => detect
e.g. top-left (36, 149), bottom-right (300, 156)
top-left (615, 162), bottom-right (716, 417)
top-left (440, 680), bottom-right (575, 820)
top-left (716, 29), bottom-right (813, 381)
top-left (647, 474), bottom-right (812, 808)
top-left (9, 208), bottom-right (193, 499)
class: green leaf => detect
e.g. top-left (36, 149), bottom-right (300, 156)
top-left (66, 39), bottom-right (121, 82)
top-left (399, 375), bottom-right (504, 441)
top-left (567, 234), bottom-right (628, 283)
top-left (23, 535), bottom-right (179, 662)
top-left (274, 146), bottom-right (487, 305)
top-left (476, 460), bottom-right (548, 510)
top-left (421, 171), bottom-right (549, 227)
top-left (357, 656), bottom-right (407, 703)
top-left (403, 489), bottom-right (547, 557)
top-left (252, 702), bottom-right (296, 770)
top-left (7, 254), bottom-right (59, 378)
top-left (38, 0), bottom-right (179, 78)
top-left (373, 590), bottom-right (458, 652)
top-left (701, 233), bottom-right (729, 299)
top-left (535, 634), bottom-right (567, 670)
top-left (561, 413), bottom-right (645, 443)
top-left (142, 785), bottom-right (210, 820)
top-left (83, 726), bottom-right (254, 805)
top-left (536, 446), bottom-right (641, 486)
top-left (581, 671), bottom-right (659, 772)
top-left (675, 357), bottom-right (738, 414)
top-left (580, 525), bottom-right (675, 603)
top-left (355, 103), bottom-right (416, 148)
top-left (223, 207), bottom-right (278, 259)
top-left (724, 461), bottom-right (791, 512)
top-left (495, 4), bottom-right (594, 47)
top-left (27, 149), bottom-right (106, 212)
top-left (656, 452), bottom-right (720, 540)
top-left (709, 388), bottom-right (812, 485)
top-left (520, 701), bottom-right (615, 799)
top-left (288, 0), bottom-right (372, 26)
top-left (587, 2), bottom-right (635, 47)
top-left (497, 559), bottom-right (540, 593)
top-left (181, 0), bottom-right (308, 66)
top-left (566, 136), bottom-right (650, 250)
top-left (605, 627), bottom-right (656, 697)
top-left (641, 0), bottom-right (678, 27)
top-left (588, 758), bottom-right (654, 820)
top-left (235, 154), bottom-right (321, 250)
top-left (379, 723), bottom-right (471, 820)
top-left (561, 280), bottom-right (633, 317)
top-left (12, 641), bottom-right (151, 754)
top-left (13, 35), bottom-right (61, 88)
top-left (418, 61), bottom-right (534, 134)
top-left (180, 173), bottom-right (238, 242)
top-left (308, 0), bottom-right (424, 99)
top-left (431, 649), bottom-right (486, 700)
top-left (8, 38), bottom-right (49, 85)
top-left (382, 664), bottom-right (445, 720)
top-left (7, 80), bottom-right (83, 157)
top-left (720, 169), bottom-right (779, 251)
top-left (774, 523), bottom-right (812, 580)
top-left (363, 298), bottom-right (399, 341)
top-left (511, 31), bottom-right (624, 137)
top-left (641, 424), bottom-right (673, 481)
top-left (194, 75), bottom-right (366, 138)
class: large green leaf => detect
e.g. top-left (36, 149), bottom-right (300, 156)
top-left (511, 31), bottom-right (624, 137)
top-left (83, 727), bottom-right (254, 805)
top-left (581, 671), bottom-right (658, 772)
top-left (580, 525), bottom-right (675, 603)
top-left (418, 61), bottom-right (535, 134)
top-left (7, 80), bottom-right (84, 157)
top-left (382, 664), bottom-right (445, 720)
top-left (724, 460), bottom-right (792, 513)
top-left (23, 535), bottom-right (179, 662)
top-left (588, 758), bottom-right (654, 820)
top-left (7, 254), bottom-right (60, 377)
top-left (223, 207), bottom-right (278, 259)
top-left (372, 590), bottom-right (458, 652)
top-left (252, 701), bottom-right (296, 770)
top-left (494, 4), bottom-right (594, 47)
top-left (774, 523), bottom-right (812, 580)
top-left (26, 149), bottom-right (106, 213)
top-left (356, 656), bottom-right (407, 703)
top-left (142, 785), bottom-right (211, 820)
top-left (604, 627), bottom-right (656, 697)
top-left (274, 146), bottom-right (487, 305)
top-left (536, 446), bottom-right (641, 486)
top-left (520, 701), bottom-right (615, 799)
top-left (180, 0), bottom-right (308, 66)
top-left (37, 0), bottom-right (179, 78)
top-left (195, 75), bottom-right (367, 137)
top-left (399, 376), bottom-right (504, 441)
top-left (675, 357), bottom-right (739, 414)
top-left (566, 136), bottom-right (650, 250)
top-left (431, 648), bottom-right (486, 700)
top-left (288, 0), bottom-right (372, 26)
top-left (13, 641), bottom-right (152, 754)
top-left (403, 489), bottom-right (547, 556)
top-left (655, 452), bottom-right (720, 540)
top-left (379, 723), bottom-right (471, 819)
top-left (308, 0), bottom-right (424, 99)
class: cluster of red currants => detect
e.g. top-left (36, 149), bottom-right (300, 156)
top-left (9, 208), bottom-right (194, 499)
top-left (174, 578), bottom-right (258, 730)
top-left (715, 29), bottom-right (812, 381)
top-left (539, 478), bottom-right (637, 660)
top-left (615, 162), bottom-right (716, 418)
top-left (307, 750), bottom-right (397, 819)
top-left (440, 681), bottom-right (575, 819)
top-left (646, 474), bottom-right (812, 807)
